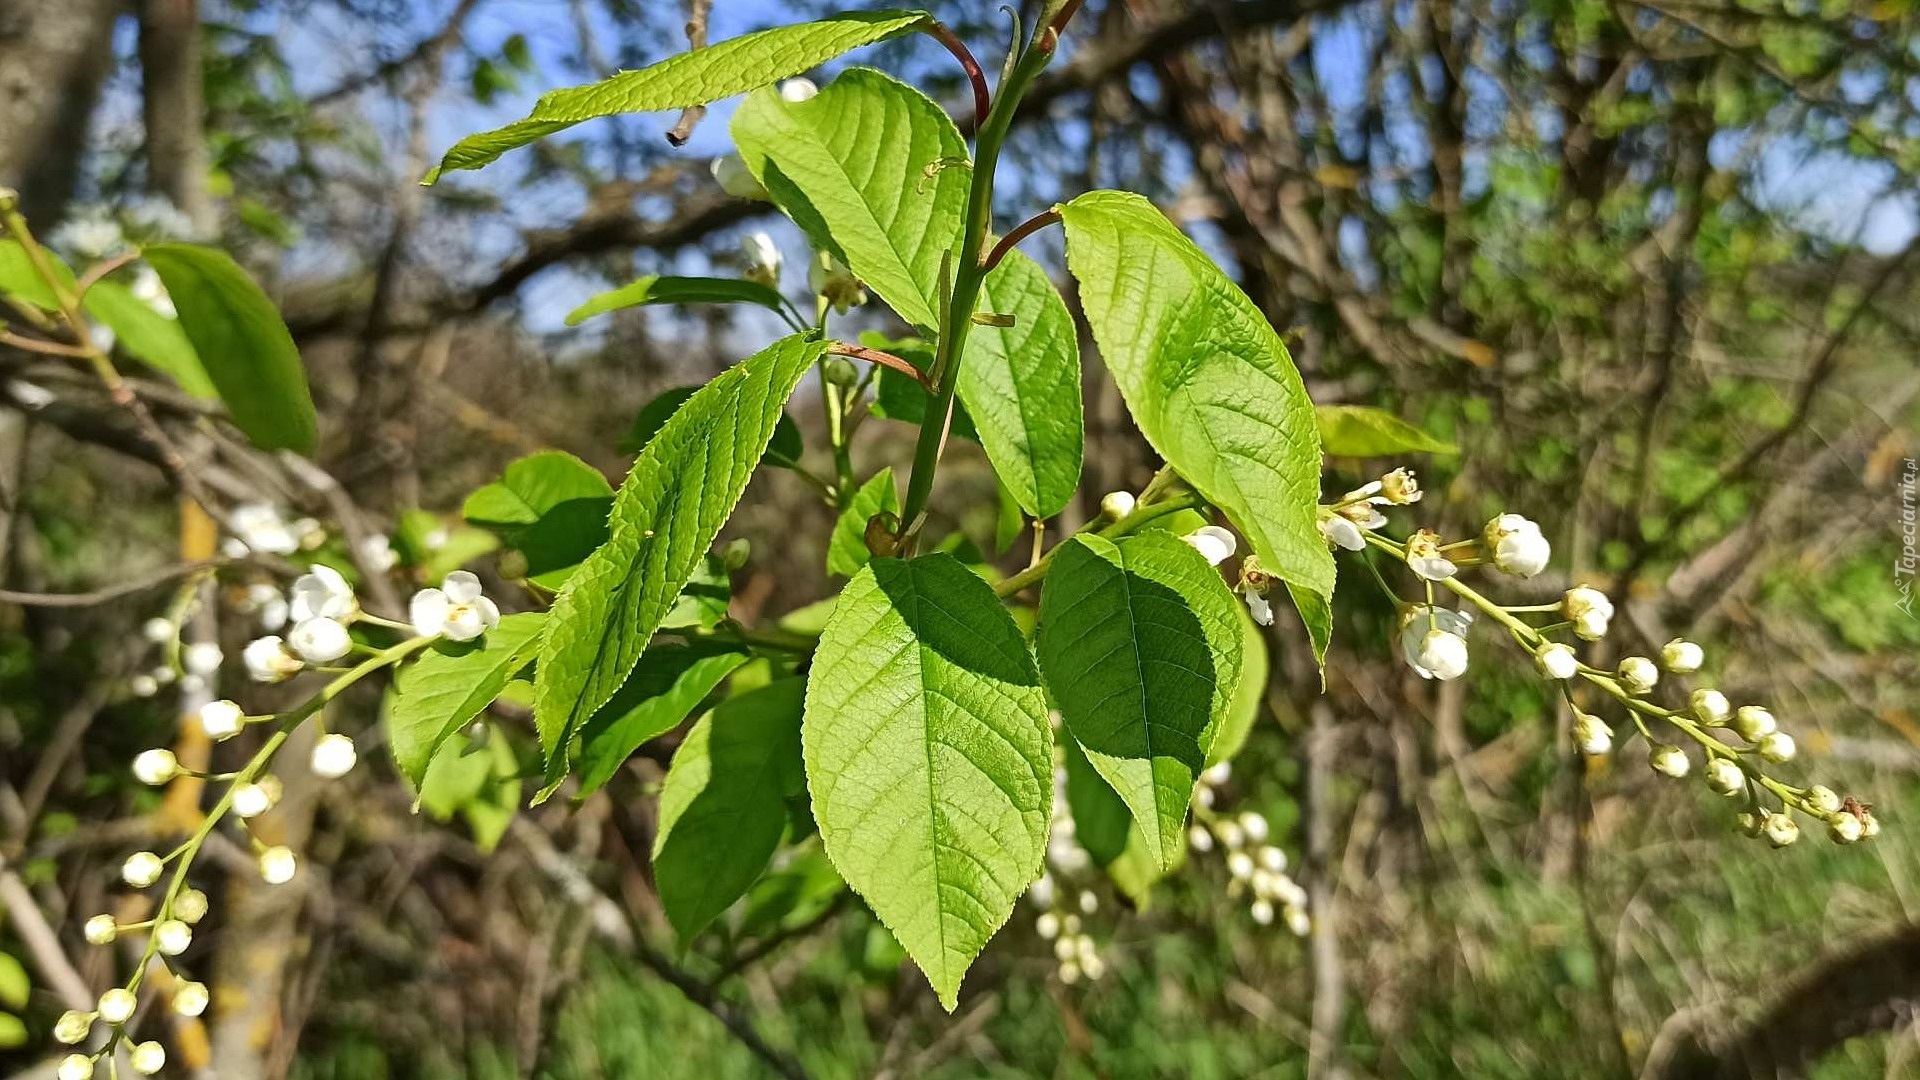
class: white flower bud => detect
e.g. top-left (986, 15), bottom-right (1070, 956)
top-left (779, 78), bottom-right (818, 102)
top-left (1649, 744), bottom-right (1690, 779)
top-left (1690, 689), bottom-right (1730, 725)
top-left (288, 616), bottom-right (351, 663)
top-left (174, 887), bottom-right (209, 924)
top-left (97, 986), bottom-right (137, 1024)
top-left (1862, 813), bottom-right (1881, 839)
top-left (710, 153), bottom-right (768, 200)
top-left (1028, 874), bottom-right (1054, 910)
top-left (84, 915), bottom-right (118, 945)
top-left (1036, 912), bottom-right (1061, 939)
top-left (1202, 762), bottom-right (1232, 786)
top-left (1286, 906), bottom-right (1312, 936)
top-left (1099, 491), bottom-right (1136, 520)
top-left (1081, 954), bottom-right (1106, 980)
top-left (132, 748), bottom-right (179, 786)
top-left (122, 851), bottom-right (164, 888)
top-left (1058, 960), bottom-right (1081, 983)
top-left (1215, 820), bottom-right (1245, 851)
top-left (54, 1010), bottom-right (94, 1044)
top-left (243, 636), bottom-right (302, 683)
top-left (1732, 706), bottom-right (1777, 743)
top-left (141, 617), bottom-right (173, 643)
top-left (1189, 825), bottom-right (1214, 852)
top-left (1182, 526), bottom-right (1238, 567)
top-left (1763, 812), bottom-right (1799, 848)
top-left (1238, 812), bottom-right (1270, 844)
top-left (231, 782), bottom-right (273, 818)
top-left (1617, 656), bottom-right (1658, 695)
top-left (1828, 812), bottom-right (1864, 844)
top-left (310, 733), bottom-right (358, 778)
top-left (1562, 586), bottom-right (1614, 641)
top-left (1535, 643), bottom-right (1578, 681)
top-left (740, 231), bottom-right (781, 287)
top-left (1806, 785), bottom-right (1841, 815)
top-left (259, 845), bottom-right (297, 885)
top-left (129, 1040), bottom-right (166, 1075)
top-left (1399, 606), bottom-right (1473, 680)
top-left (128, 674), bottom-right (159, 698)
top-left (1756, 731), bottom-right (1796, 763)
top-left (1250, 899), bottom-right (1275, 925)
top-left (807, 251), bottom-right (867, 312)
top-left (1227, 851), bottom-right (1255, 880)
top-left (154, 919), bottom-right (192, 956)
top-left (199, 699), bottom-right (246, 740)
top-left (182, 641), bottom-right (224, 676)
top-left (1703, 757), bottom-right (1744, 796)
top-left (1412, 628), bottom-right (1470, 681)
top-left (1661, 638), bottom-right (1704, 673)
top-left (1053, 936), bottom-right (1078, 962)
top-left (1573, 715), bottom-right (1613, 756)
top-left (59, 1054), bottom-right (95, 1080)
top-left (1078, 890), bottom-right (1097, 915)
top-left (173, 979), bottom-right (210, 1017)
top-left (1257, 845), bottom-right (1287, 873)
top-left (1484, 514), bottom-right (1550, 577)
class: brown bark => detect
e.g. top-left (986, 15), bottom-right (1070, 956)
top-left (0, 0), bottom-right (123, 224)
top-left (138, 0), bottom-right (216, 233)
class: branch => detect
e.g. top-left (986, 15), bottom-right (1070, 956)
top-left (664, 0), bottom-right (714, 146)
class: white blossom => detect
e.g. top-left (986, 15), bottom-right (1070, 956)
top-left (1257, 846), bottom-right (1288, 874)
top-left (173, 980), bottom-right (209, 1017)
top-left (199, 699), bottom-right (246, 740)
top-left (1484, 514), bottom-right (1550, 577)
top-left (1318, 514), bottom-right (1367, 551)
top-left (311, 733), bottom-right (358, 778)
top-left (1756, 731), bottom-right (1796, 763)
top-left (123, 851), bottom-right (164, 887)
top-left (808, 251), bottom-right (867, 313)
top-left (53, 1010), bottom-right (93, 1044)
top-left (1704, 757), bottom-right (1744, 796)
top-left (1806, 785), bottom-right (1841, 814)
top-left (1404, 529), bottom-right (1457, 581)
top-left (1189, 825), bottom-right (1214, 852)
top-left (1562, 586), bottom-right (1614, 641)
top-left (1286, 906), bottom-right (1311, 936)
top-left (84, 915), bottom-right (118, 945)
top-left (1573, 715), bottom-right (1613, 756)
top-left (231, 782), bottom-right (274, 819)
top-left (288, 617), bottom-right (352, 663)
top-left (224, 502), bottom-right (301, 557)
top-left (1377, 467), bottom-right (1422, 505)
top-left (182, 641), bottom-right (224, 676)
top-left (1399, 606), bottom-right (1472, 681)
top-left (174, 887), bottom-right (209, 924)
top-left (410, 571), bottom-right (501, 642)
top-left (129, 265), bottom-right (175, 318)
top-left (1239, 812), bottom-right (1270, 844)
top-left (1243, 589), bottom-right (1273, 626)
top-left (741, 231), bottom-right (781, 287)
top-left (128, 674), bottom-right (159, 698)
top-left (132, 748), bottom-right (179, 786)
top-left (779, 78), bottom-right (819, 102)
top-left (1202, 762), bottom-right (1231, 787)
top-left (1078, 890), bottom-right (1097, 915)
top-left (1763, 812), bottom-right (1799, 847)
top-left (1732, 706), bottom-right (1777, 743)
top-left (1690, 688), bottom-right (1730, 725)
top-left (141, 617), bottom-right (174, 644)
top-left (290, 564), bottom-right (357, 623)
top-left (259, 845), bottom-right (298, 885)
top-left (154, 919), bottom-right (192, 956)
top-left (1661, 638), bottom-right (1704, 673)
top-left (1250, 899), bottom-right (1275, 925)
top-left (244, 581), bottom-right (289, 631)
top-left (1227, 851), bottom-right (1255, 879)
top-left (1649, 744), bottom-right (1690, 779)
top-left (359, 533), bottom-right (399, 572)
top-left (97, 987), bottom-right (137, 1025)
top-left (1182, 525), bottom-right (1238, 567)
top-left (129, 1041), bottom-right (166, 1076)
top-left (1036, 912), bottom-right (1061, 939)
top-left (1535, 643), bottom-right (1578, 680)
top-left (1099, 491), bottom-right (1136, 519)
top-left (711, 153), bottom-right (768, 200)
top-left (1828, 812), bottom-right (1864, 844)
top-left (1617, 656), bottom-right (1658, 695)
top-left (51, 210), bottom-right (126, 259)
top-left (58, 1054), bottom-right (94, 1080)
top-left (244, 636), bottom-right (302, 682)
top-left (1028, 873), bottom-right (1055, 911)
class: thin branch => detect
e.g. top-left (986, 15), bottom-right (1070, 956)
top-left (0, 558), bottom-right (222, 607)
top-left (925, 20), bottom-right (992, 124)
top-left (981, 208), bottom-right (1061, 273)
top-left (665, 0), bottom-right (715, 146)
top-left (826, 341), bottom-right (931, 390)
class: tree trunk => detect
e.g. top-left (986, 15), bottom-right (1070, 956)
top-left (0, 0), bottom-right (123, 225)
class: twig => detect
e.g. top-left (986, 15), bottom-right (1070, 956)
top-left (981, 208), bottom-right (1061, 274)
top-left (0, 861), bottom-right (94, 1010)
top-left (665, 0), bottom-right (715, 145)
top-left (629, 938), bottom-right (813, 1080)
top-left (0, 558), bottom-right (222, 607)
top-left (826, 341), bottom-right (932, 390)
top-left (925, 20), bottom-right (992, 124)
top-left (713, 891), bottom-right (852, 981)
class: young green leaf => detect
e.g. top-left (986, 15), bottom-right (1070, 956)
top-left (418, 731), bottom-right (521, 852)
top-left (803, 553), bottom-right (1052, 1010)
top-left (142, 244), bottom-right (318, 455)
top-left (81, 280), bottom-right (217, 398)
top-left (962, 250), bottom-right (1083, 518)
top-left (385, 613), bottom-right (545, 790)
top-left (1036, 532), bottom-right (1242, 869)
top-left (565, 275), bottom-right (791, 326)
top-left (1206, 601), bottom-right (1271, 767)
top-left (619, 385), bottom-right (803, 468)
top-left (827, 468), bottom-right (898, 577)
top-left (0, 239), bottom-right (69, 309)
top-left (427, 12), bottom-right (929, 181)
top-left (864, 335), bottom-right (980, 441)
top-left (654, 677), bottom-right (807, 939)
top-left (1315, 404), bottom-right (1457, 457)
top-left (464, 451), bottom-right (614, 588)
top-left (535, 334), bottom-right (825, 789)
top-left (572, 641), bottom-right (751, 797)
top-left (1062, 735), bottom-right (1131, 868)
top-left (1059, 191), bottom-right (1332, 657)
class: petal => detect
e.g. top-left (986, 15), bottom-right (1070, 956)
top-left (441, 570), bottom-right (483, 605)
top-left (409, 589), bottom-right (450, 638)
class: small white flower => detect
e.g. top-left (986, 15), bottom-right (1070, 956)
top-left (1286, 906), bottom-right (1311, 936)
top-left (1404, 529), bottom-right (1457, 581)
top-left (231, 782), bottom-right (274, 819)
top-left (130, 265), bottom-right (175, 318)
top-left (1243, 589), bottom-right (1273, 626)
top-left (54, 1009), bottom-right (94, 1044)
top-left (310, 733), bottom-right (358, 778)
top-left (1053, 936), bottom-right (1078, 962)
top-left (1399, 606), bottom-right (1473, 680)
top-left (150, 665), bottom-right (176, 686)
top-left (1562, 586), bottom-right (1614, 641)
top-left (128, 674), bottom-right (159, 698)
top-left (199, 699), bottom-right (246, 740)
top-left (1036, 912), bottom-right (1061, 939)
top-left (1099, 491), bottom-right (1136, 520)
top-left (1484, 514), bottom-right (1551, 577)
top-left (259, 845), bottom-right (298, 885)
top-left (141, 617), bottom-right (174, 643)
top-left (1239, 812), bottom-right (1270, 844)
top-left (1250, 899), bottom-right (1275, 925)
top-left (1661, 638), bottom-right (1704, 673)
top-left (1756, 731), bottom-right (1796, 763)
top-left (1535, 643), bottom-right (1578, 681)
top-left (1081, 953), bottom-right (1106, 981)
top-left (1257, 846), bottom-right (1287, 873)
top-left (154, 918), bottom-right (192, 956)
top-left (1649, 744), bottom-right (1690, 779)
top-left (410, 571), bottom-right (501, 642)
top-left (97, 986), bottom-right (137, 1024)
top-left (1227, 851), bottom-right (1255, 880)
top-left (132, 748), bottom-right (179, 786)
top-left (1763, 812), bottom-right (1799, 848)
top-left (1188, 825), bottom-right (1214, 852)
top-left (1182, 526), bottom-right (1238, 567)
top-left (1215, 819), bottom-right (1245, 851)
top-left (1617, 656), bottom-right (1658, 695)
top-left (1318, 514), bottom-right (1366, 551)
top-left (123, 851), bottom-right (164, 888)
top-left (52, 212), bottom-right (127, 259)
top-left (1377, 467), bottom-right (1422, 505)
top-left (1806, 785), bottom-right (1841, 814)
top-left (1704, 757), bottom-right (1744, 796)
top-left (740, 231), bottom-right (781, 287)
top-left (1028, 874), bottom-right (1055, 910)
top-left (59, 1053), bottom-right (95, 1080)
top-left (225, 502), bottom-right (300, 557)
top-left (1202, 761), bottom-right (1231, 787)
top-left (7, 379), bottom-right (57, 409)
top-left (1078, 890), bottom-right (1097, 915)
top-left (288, 617), bottom-right (352, 663)
top-left (359, 533), bottom-right (398, 573)
top-left (1732, 706), bottom-right (1777, 743)
top-left (1827, 812), bottom-right (1863, 844)
top-left (711, 153), bottom-right (768, 200)
top-left (779, 78), bottom-right (818, 102)
top-left (174, 887), bottom-right (210, 924)
top-left (173, 980), bottom-right (209, 1017)
top-left (808, 251), bottom-right (867, 313)
top-left (243, 636), bottom-right (302, 683)
top-left (1690, 689), bottom-right (1730, 725)
top-left (84, 915), bottom-right (118, 945)
top-left (1573, 715), bottom-right (1613, 756)
top-left (1412, 627), bottom-right (1471, 680)
top-left (244, 582), bottom-right (289, 631)
top-left (182, 641), bottom-right (224, 676)
top-left (1862, 812), bottom-right (1881, 839)
top-left (129, 1041), bottom-right (166, 1076)
top-left (289, 564), bottom-right (357, 623)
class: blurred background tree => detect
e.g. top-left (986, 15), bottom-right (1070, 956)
top-left (0, 0), bottom-right (1917, 1076)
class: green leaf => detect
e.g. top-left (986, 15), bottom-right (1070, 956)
top-left (620, 385), bottom-right (803, 468)
top-left (142, 244), bottom-right (318, 455)
top-left (535, 334), bottom-right (824, 787)
top-left (464, 451), bottom-right (614, 589)
top-left (82, 280), bottom-right (217, 397)
top-left (427, 12), bottom-right (928, 181)
top-left (1062, 736), bottom-right (1130, 867)
top-left (827, 468), bottom-right (898, 577)
top-left (572, 641), bottom-right (751, 797)
top-left (865, 335), bottom-right (978, 441)
top-left (1206, 601), bottom-right (1271, 767)
top-left (386, 613), bottom-right (545, 790)
top-left (660, 553), bottom-right (734, 632)
top-left (961, 251), bottom-right (1083, 518)
top-left (419, 731), bottom-right (520, 852)
top-left (1315, 404), bottom-right (1456, 457)
top-left (803, 553), bottom-right (1052, 1010)
top-left (1059, 191), bottom-right (1332, 654)
top-left (733, 68), bottom-right (966, 332)
top-left (0, 239), bottom-right (71, 308)
top-left (394, 510), bottom-right (500, 582)
top-left (565, 275), bottom-right (791, 326)
top-left (654, 677), bottom-right (807, 939)
top-left (1036, 532), bottom-right (1241, 870)
top-left (0, 952), bottom-right (26, 1010)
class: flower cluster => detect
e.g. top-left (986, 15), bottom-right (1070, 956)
top-left (1188, 763), bottom-right (1311, 936)
top-left (1321, 466), bottom-right (1877, 849)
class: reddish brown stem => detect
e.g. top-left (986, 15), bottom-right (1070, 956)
top-left (924, 21), bottom-right (992, 124)
top-left (981, 208), bottom-right (1062, 274)
top-left (826, 341), bottom-right (931, 391)
top-left (74, 251), bottom-right (139, 299)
